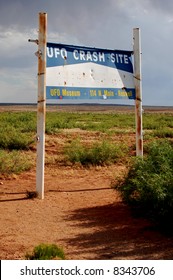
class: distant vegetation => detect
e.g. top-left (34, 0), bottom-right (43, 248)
top-left (45, 111), bottom-right (136, 133)
top-left (0, 110), bottom-right (173, 176)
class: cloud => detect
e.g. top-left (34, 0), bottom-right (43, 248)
top-left (0, 0), bottom-right (173, 105)
top-left (0, 66), bottom-right (37, 102)
top-left (147, 0), bottom-right (173, 14)
top-left (0, 27), bottom-right (37, 65)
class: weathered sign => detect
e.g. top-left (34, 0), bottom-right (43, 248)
top-left (46, 43), bottom-right (135, 100)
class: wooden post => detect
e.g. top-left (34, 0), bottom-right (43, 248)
top-left (36, 13), bottom-right (47, 199)
top-left (133, 28), bottom-right (143, 157)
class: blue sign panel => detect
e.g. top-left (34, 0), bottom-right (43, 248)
top-left (46, 42), bottom-right (135, 100)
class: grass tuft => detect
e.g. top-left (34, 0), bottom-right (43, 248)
top-left (0, 150), bottom-right (33, 175)
top-left (25, 243), bottom-right (65, 260)
top-left (65, 139), bottom-right (126, 166)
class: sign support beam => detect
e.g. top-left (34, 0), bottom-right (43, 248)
top-left (133, 28), bottom-right (143, 157)
top-left (36, 12), bottom-right (47, 199)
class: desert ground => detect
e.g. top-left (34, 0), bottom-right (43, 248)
top-left (1, 104), bottom-right (173, 260)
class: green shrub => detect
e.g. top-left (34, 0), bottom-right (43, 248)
top-left (143, 113), bottom-right (173, 130)
top-left (65, 139), bottom-right (126, 166)
top-left (153, 128), bottom-right (173, 138)
top-left (45, 112), bottom-right (135, 133)
top-left (114, 140), bottom-right (173, 231)
top-left (0, 112), bottom-right (36, 132)
top-left (0, 150), bottom-right (33, 175)
top-left (25, 244), bottom-right (65, 260)
top-left (0, 127), bottom-right (34, 150)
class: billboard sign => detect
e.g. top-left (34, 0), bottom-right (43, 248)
top-left (46, 42), bottom-right (135, 100)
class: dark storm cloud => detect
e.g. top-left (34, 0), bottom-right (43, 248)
top-left (0, 0), bottom-right (172, 32)
top-left (0, 0), bottom-right (134, 50)
top-left (147, 0), bottom-right (173, 14)
top-left (0, 0), bottom-right (126, 48)
top-left (0, 0), bottom-right (116, 28)
top-left (0, 0), bottom-right (173, 105)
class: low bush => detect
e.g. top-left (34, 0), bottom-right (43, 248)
top-left (114, 140), bottom-right (173, 231)
top-left (153, 128), bottom-right (173, 138)
top-left (65, 139), bottom-right (126, 166)
top-left (0, 127), bottom-right (34, 150)
top-left (0, 150), bottom-right (33, 175)
top-left (25, 243), bottom-right (65, 260)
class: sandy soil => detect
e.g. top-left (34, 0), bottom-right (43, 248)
top-left (1, 104), bottom-right (173, 260)
top-left (1, 163), bottom-right (173, 260)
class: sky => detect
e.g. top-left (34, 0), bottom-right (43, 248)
top-left (0, 0), bottom-right (173, 106)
